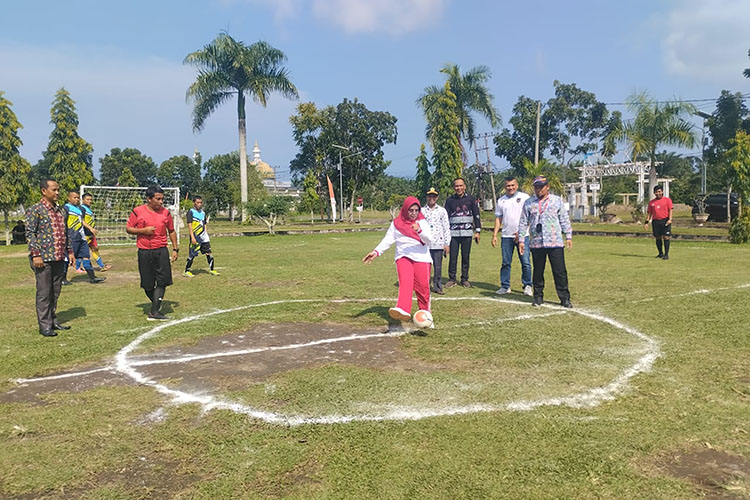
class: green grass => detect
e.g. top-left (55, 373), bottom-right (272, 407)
top-left (1, 233), bottom-right (748, 498)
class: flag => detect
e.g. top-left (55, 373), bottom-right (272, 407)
top-left (326, 175), bottom-right (337, 221)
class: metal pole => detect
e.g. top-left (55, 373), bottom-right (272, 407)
top-left (534, 101), bottom-right (541, 167)
top-left (339, 151), bottom-right (343, 222)
top-left (484, 135), bottom-right (497, 209)
top-left (701, 119), bottom-right (707, 194)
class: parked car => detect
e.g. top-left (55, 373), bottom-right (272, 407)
top-left (692, 193), bottom-right (739, 222)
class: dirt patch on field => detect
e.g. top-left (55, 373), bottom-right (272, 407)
top-left (650, 447), bottom-right (750, 499)
top-left (3, 322), bottom-right (435, 404)
top-left (132, 322), bottom-right (438, 394)
top-left (2, 454), bottom-right (203, 499)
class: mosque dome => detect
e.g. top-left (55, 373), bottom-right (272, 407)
top-left (251, 141), bottom-right (275, 179)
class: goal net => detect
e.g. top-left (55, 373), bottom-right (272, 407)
top-left (79, 186), bottom-right (181, 245)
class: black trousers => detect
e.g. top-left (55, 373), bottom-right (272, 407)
top-left (448, 236), bottom-right (473, 282)
top-left (530, 247), bottom-right (570, 302)
top-left (429, 249), bottom-right (444, 291)
top-left (32, 259), bottom-right (66, 332)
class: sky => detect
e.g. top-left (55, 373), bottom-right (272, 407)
top-left (2, 0), bottom-right (749, 182)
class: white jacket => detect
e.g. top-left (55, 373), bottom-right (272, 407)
top-left (373, 219), bottom-right (433, 263)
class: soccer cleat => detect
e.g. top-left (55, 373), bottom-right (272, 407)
top-left (98, 264), bottom-right (112, 271)
top-left (209, 270), bottom-right (220, 276)
top-left (495, 287), bottom-right (511, 295)
top-left (524, 285), bottom-right (534, 296)
top-left (183, 271), bottom-right (194, 278)
top-left (89, 277), bottom-right (106, 284)
top-left (388, 307), bottom-right (411, 322)
top-left (147, 312), bottom-right (170, 321)
top-left (655, 254), bottom-right (664, 258)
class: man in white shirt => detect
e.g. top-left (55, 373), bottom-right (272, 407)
top-left (421, 187), bottom-right (451, 295)
top-left (491, 177), bottom-right (532, 296)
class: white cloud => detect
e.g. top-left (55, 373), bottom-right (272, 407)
top-left (235, 0), bottom-right (445, 35)
top-left (312, 0), bottom-right (445, 35)
top-left (660, 0), bottom-right (750, 85)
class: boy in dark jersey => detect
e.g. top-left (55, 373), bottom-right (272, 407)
top-left (645, 185), bottom-right (674, 260)
top-left (63, 190), bottom-right (105, 284)
top-left (184, 196), bottom-right (218, 277)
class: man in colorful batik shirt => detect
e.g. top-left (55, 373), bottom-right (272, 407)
top-left (420, 187), bottom-right (450, 294)
top-left (518, 176), bottom-right (573, 308)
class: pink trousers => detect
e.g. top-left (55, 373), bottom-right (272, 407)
top-left (396, 258), bottom-right (431, 313)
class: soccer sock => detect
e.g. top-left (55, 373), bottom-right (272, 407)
top-left (82, 259), bottom-right (93, 270)
top-left (185, 258), bottom-right (194, 273)
top-left (90, 248), bottom-right (104, 267)
top-left (145, 289), bottom-right (154, 301)
top-left (76, 260), bottom-right (82, 271)
top-left (85, 268), bottom-right (96, 281)
top-left (656, 239), bottom-right (663, 255)
top-left (664, 239), bottom-right (670, 256)
top-left (207, 255), bottom-right (214, 271)
top-left (151, 286), bottom-right (165, 315)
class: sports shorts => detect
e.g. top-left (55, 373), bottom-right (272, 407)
top-left (137, 247), bottom-right (173, 289)
top-left (652, 218), bottom-right (672, 238)
top-left (71, 238), bottom-right (91, 259)
top-left (188, 241), bottom-right (212, 259)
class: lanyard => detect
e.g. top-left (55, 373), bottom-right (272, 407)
top-left (536, 196), bottom-right (550, 227)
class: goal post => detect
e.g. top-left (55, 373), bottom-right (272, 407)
top-left (79, 186), bottom-right (181, 245)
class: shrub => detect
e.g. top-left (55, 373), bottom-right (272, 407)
top-left (729, 207), bottom-right (750, 244)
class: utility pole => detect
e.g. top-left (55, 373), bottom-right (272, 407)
top-left (338, 150), bottom-right (343, 222)
top-left (474, 133), bottom-right (498, 211)
top-left (534, 100), bottom-right (541, 167)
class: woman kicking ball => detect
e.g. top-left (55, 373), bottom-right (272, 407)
top-left (363, 196), bottom-right (433, 325)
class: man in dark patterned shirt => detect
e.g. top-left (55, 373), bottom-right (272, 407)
top-left (25, 179), bottom-right (73, 337)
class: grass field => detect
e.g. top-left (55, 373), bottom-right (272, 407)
top-left (1, 232), bottom-right (748, 499)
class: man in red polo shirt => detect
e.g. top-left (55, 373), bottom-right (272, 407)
top-left (126, 186), bottom-right (179, 320)
top-left (645, 185), bottom-right (673, 260)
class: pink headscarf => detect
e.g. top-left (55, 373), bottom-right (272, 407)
top-left (393, 196), bottom-right (425, 243)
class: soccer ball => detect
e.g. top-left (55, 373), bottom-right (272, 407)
top-left (413, 309), bottom-right (433, 329)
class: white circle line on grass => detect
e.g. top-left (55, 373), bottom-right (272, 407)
top-left (110, 296), bottom-right (660, 426)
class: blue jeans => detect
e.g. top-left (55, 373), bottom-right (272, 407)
top-left (500, 236), bottom-right (531, 289)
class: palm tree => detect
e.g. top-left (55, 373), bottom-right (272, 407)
top-left (607, 92), bottom-right (697, 203)
top-left (418, 63), bottom-right (500, 168)
top-left (520, 158), bottom-right (564, 195)
top-left (184, 33), bottom-right (298, 221)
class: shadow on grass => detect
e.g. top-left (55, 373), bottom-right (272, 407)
top-left (353, 305), bottom-right (391, 323)
top-left (57, 306), bottom-right (86, 322)
top-left (477, 289), bottom-right (535, 305)
top-left (611, 253), bottom-right (654, 258)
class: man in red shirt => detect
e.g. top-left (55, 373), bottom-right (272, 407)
top-left (645, 185), bottom-right (673, 260)
top-left (126, 186), bottom-right (179, 320)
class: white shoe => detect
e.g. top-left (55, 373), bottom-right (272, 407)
top-left (495, 287), bottom-right (511, 295)
top-left (388, 307), bottom-right (411, 322)
top-left (523, 285), bottom-right (533, 296)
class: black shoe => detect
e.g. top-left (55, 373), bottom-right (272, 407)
top-left (39, 329), bottom-right (58, 337)
top-left (52, 322), bottom-right (71, 330)
top-left (532, 297), bottom-right (543, 307)
top-left (444, 280), bottom-right (457, 288)
top-left (655, 254), bottom-right (663, 258)
top-left (89, 277), bottom-right (106, 284)
top-left (460, 280), bottom-right (472, 288)
top-left (61, 280), bottom-right (72, 286)
top-left (662, 255), bottom-right (669, 260)
top-left (560, 300), bottom-right (573, 309)
top-left (434, 288), bottom-right (445, 295)
top-left (147, 312), bottom-right (170, 321)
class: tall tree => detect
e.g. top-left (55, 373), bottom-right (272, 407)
top-left (157, 155), bottom-right (202, 197)
top-left (0, 92), bottom-right (33, 244)
top-left (744, 49), bottom-right (750, 79)
top-left (418, 63), bottom-right (500, 166)
top-left (494, 96), bottom-right (551, 175)
top-left (607, 92), bottom-right (697, 202)
top-left (414, 143), bottom-right (432, 197)
top-left (706, 91), bottom-right (750, 166)
top-left (35, 88), bottom-right (94, 194)
top-left (99, 147), bottom-right (157, 186)
top-left (202, 152), bottom-right (264, 221)
top-left (117, 167), bottom-right (138, 187)
top-left (184, 33), bottom-right (298, 220)
top-left (289, 98), bottom-right (397, 220)
top-left (429, 84), bottom-right (463, 197)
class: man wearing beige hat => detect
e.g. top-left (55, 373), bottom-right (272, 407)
top-left (421, 187), bottom-right (451, 294)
